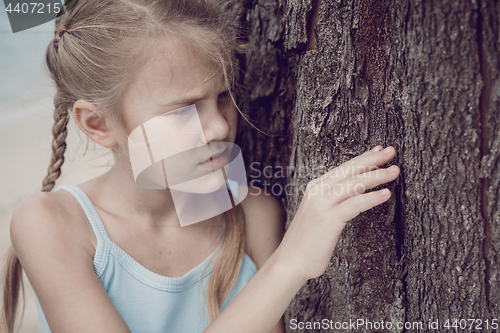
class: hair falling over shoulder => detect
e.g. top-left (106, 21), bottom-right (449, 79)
top-left (1, 0), bottom-right (248, 331)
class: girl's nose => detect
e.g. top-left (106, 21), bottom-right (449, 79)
top-left (200, 105), bottom-right (231, 143)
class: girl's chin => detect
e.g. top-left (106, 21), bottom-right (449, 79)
top-left (169, 171), bottom-right (226, 194)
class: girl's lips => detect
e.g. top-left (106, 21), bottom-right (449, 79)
top-left (199, 147), bottom-right (230, 170)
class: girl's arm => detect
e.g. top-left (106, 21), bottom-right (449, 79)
top-left (204, 146), bottom-right (399, 333)
top-left (204, 245), bottom-right (306, 333)
top-left (240, 187), bottom-right (289, 333)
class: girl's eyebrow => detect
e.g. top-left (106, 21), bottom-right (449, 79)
top-left (159, 87), bottom-right (230, 107)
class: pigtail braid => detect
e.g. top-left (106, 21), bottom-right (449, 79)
top-left (2, 12), bottom-right (73, 330)
top-left (1, 95), bottom-right (70, 333)
top-left (42, 96), bottom-right (70, 192)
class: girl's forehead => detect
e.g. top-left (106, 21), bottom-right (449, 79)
top-left (124, 42), bottom-right (224, 105)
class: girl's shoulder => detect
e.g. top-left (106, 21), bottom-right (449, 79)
top-left (10, 189), bottom-right (96, 263)
top-left (239, 185), bottom-right (286, 270)
top-left (9, 189), bottom-right (129, 333)
top-left (240, 185), bottom-right (284, 218)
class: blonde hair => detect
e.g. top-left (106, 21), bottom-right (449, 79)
top-left (1, 0), bottom-right (248, 331)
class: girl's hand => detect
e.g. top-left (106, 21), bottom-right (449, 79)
top-left (276, 145), bottom-right (400, 281)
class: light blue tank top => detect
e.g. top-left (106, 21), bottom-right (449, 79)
top-left (33, 184), bottom-right (258, 333)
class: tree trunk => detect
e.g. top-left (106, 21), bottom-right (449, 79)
top-left (235, 0), bottom-right (499, 332)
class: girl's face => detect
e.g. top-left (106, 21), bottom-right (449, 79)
top-left (120, 42), bottom-right (237, 144)
top-left (117, 40), bottom-right (238, 192)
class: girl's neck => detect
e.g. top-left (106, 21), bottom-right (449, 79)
top-left (80, 161), bottom-right (190, 229)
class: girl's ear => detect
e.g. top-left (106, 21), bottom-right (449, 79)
top-left (72, 100), bottom-right (118, 148)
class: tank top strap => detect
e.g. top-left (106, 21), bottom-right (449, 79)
top-left (55, 184), bottom-right (111, 277)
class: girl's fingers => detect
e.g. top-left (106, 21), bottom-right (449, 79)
top-left (335, 188), bottom-right (392, 222)
top-left (314, 146), bottom-right (397, 186)
top-left (325, 165), bottom-right (400, 205)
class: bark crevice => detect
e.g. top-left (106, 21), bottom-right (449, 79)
top-left (477, 0), bottom-right (493, 311)
top-left (306, 0), bottom-right (322, 51)
top-left (395, 175), bottom-right (408, 332)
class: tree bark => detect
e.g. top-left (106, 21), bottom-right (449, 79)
top-left (235, 0), bottom-right (499, 331)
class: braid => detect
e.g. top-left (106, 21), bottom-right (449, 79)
top-left (41, 95), bottom-right (70, 192)
top-left (2, 21), bottom-right (71, 333)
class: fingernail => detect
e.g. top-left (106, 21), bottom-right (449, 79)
top-left (372, 146), bottom-right (382, 152)
top-left (381, 189), bottom-right (390, 196)
top-left (388, 165), bottom-right (398, 173)
top-left (383, 146), bottom-right (392, 154)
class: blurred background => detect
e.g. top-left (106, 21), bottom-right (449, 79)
top-left (0, 8), bottom-right (113, 332)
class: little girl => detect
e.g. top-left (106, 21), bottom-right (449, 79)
top-left (1, 0), bottom-right (400, 332)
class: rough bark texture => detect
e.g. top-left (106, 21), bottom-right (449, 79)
top-left (234, 0), bottom-right (499, 331)
top-left (481, 0), bottom-right (500, 319)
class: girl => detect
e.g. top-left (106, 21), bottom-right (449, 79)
top-left (1, 0), bottom-right (400, 332)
